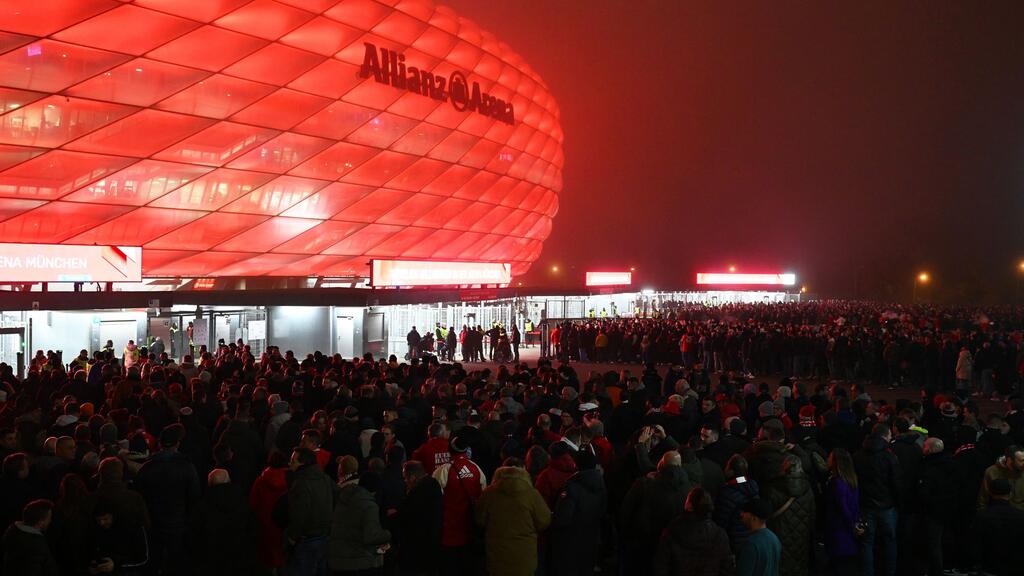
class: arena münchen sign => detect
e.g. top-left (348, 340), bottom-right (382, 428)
top-left (359, 43), bottom-right (516, 125)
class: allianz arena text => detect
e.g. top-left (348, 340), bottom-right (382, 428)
top-left (0, 0), bottom-right (563, 279)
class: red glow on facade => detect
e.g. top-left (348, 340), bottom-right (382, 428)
top-left (371, 259), bottom-right (511, 287)
top-left (0, 0), bottom-right (562, 279)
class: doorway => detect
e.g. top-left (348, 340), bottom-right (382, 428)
top-left (335, 316), bottom-right (355, 358)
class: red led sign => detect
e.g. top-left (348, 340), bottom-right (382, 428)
top-left (696, 273), bottom-right (797, 286)
top-left (371, 259), bottom-right (511, 287)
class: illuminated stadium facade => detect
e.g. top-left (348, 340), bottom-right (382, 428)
top-left (0, 0), bottom-right (563, 282)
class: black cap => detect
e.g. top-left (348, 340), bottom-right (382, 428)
top-left (159, 423), bottom-right (184, 447)
top-left (449, 435), bottom-right (469, 454)
top-left (742, 498), bottom-right (773, 520)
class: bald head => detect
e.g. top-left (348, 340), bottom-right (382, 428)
top-left (923, 437), bottom-right (944, 456)
top-left (658, 450), bottom-right (682, 471)
top-left (208, 468), bottom-right (231, 486)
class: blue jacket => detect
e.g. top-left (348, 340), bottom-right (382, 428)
top-left (824, 476), bottom-right (859, 558)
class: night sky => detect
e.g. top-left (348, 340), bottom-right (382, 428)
top-left (443, 0), bottom-right (1024, 302)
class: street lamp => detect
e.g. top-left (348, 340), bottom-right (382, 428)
top-left (550, 265), bottom-right (559, 273)
top-left (913, 272), bottom-right (930, 302)
top-left (728, 265), bottom-right (737, 273)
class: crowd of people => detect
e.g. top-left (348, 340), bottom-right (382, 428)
top-left (1, 301), bottom-right (1024, 576)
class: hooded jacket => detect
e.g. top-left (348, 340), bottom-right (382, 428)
top-left (852, 435), bottom-right (902, 510)
top-left (654, 512), bottom-right (735, 576)
top-left (328, 485), bottom-right (390, 572)
top-left (550, 467), bottom-right (607, 576)
top-left (713, 477), bottom-right (759, 550)
top-left (249, 466), bottom-right (289, 568)
top-left (476, 466), bottom-right (551, 576)
top-left (535, 452), bottom-right (577, 509)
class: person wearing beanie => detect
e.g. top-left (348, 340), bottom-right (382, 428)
top-left (736, 498), bottom-right (781, 576)
top-left (433, 434), bottom-right (485, 574)
top-left (549, 447), bottom-right (607, 575)
top-left (972, 476), bottom-right (1024, 575)
top-left (134, 423), bottom-right (201, 576)
top-left (329, 470), bottom-right (391, 574)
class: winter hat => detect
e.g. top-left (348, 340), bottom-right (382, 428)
top-left (758, 401), bottom-right (775, 418)
top-left (773, 398), bottom-right (786, 413)
top-left (940, 402), bottom-right (958, 418)
top-left (663, 398), bottom-right (681, 416)
top-left (728, 418), bottom-right (747, 437)
top-left (777, 386), bottom-right (792, 399)
top-left (742, 498), bottom-right (774, 520)
top-left (79, 403), bottom-right (94, 419)
top-left (449, 435), bottom-right (470, 454)
top-left (272, 401), bottom-right (289, 416)
top-left (159, 423), bottom-right (184, 447)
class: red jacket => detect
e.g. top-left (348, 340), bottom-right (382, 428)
top-left (534, 453), bottom-right (577, 509)
top-left (412, 437), bottom-right (452, 475)
top-left (249, 466), bottom-right (288, 568)
top-left (590, 437), bottom-right (614, 472)
top-left (441, 455), bottom-right (484, 547)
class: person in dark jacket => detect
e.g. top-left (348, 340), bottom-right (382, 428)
top-left (134, 424), bottom-right (200, 576)
top-left (329, 472), bottom-right (391, 575)
top-left (852, 424), bottom-right (902, 576)
top-left (217, 405), bottom-right (265, 494)
top-left (701, 422), bottom-right (750, 472)
top-left (762, 455), bottom-right (815, 576)
top-left (81, 498), bottom-right (149, 576)
top-left (823, 449), bottom-right (859, 576)
top-left (0, 453), bottom-right (38, 538)
top-left (970, 477), bottom-right (1024, 576)
top-left (550, 449), bottom-right (607, 576)
top-left (889, 418), bottom-right (922, 576)
top-left (917, 438), bottom-right (958, 576)
top-left (654, 486), bottom-right (735, 576)
top-left (397, 461), bottom-right (442, 576)
top-left (2, 499), bottom-right (58, 576)
top-left (713, 454), bottom-right (759, 552)
top-left (620, 451), bottom-right (693, 576)
top-left (745, 420), bottom-right (791, 488)
top-left (190, 469), bottom-right (259, 576)
top-left (285, 447), bottom-right (335, 576)
top-left (85, 457), bottom-right (149, 535)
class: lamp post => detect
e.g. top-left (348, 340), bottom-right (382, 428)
top-left (913, 272), bottom-right (929, 302)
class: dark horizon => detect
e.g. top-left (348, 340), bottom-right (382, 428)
top-left (443, 0), bottom-right (1024, 303)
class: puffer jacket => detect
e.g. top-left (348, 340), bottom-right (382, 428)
top-left (550, 468), bottom-right (607, 576)
top-left (763, 465), bottom-right (815, 576)
top-left (535, 453), bottom-right (577, 509)
top-left (654, 512), bottom-right (735, 576)
top-left (329, 485), bottom-right (391, 572)
top-left (853, 435), bottom-right (903, 510)
top-left (713, 477), bottom-right (759, 550)
top-left (745, 441), bottom-right (789, 487)
top-left (476, 466), bottom-right (551, 576)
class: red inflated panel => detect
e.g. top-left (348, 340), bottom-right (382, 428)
top-left (0, 151), bottom-right (136, 200)
top-left (215, 0), bottom-right (315, 41)
top-left (65, 206), bottom-right (206, 245)
top-left (0, 144), bottom-right (46, 172)
top-left (0, 0), bottom-right (563, 278)
top-left (214, 216), bottom-right (320, 252)
top-left (0, 96), bottom-right (138, 149)
top-left (148, 168), bottom-right (276, 211)
top-left (145, 212), bottom-right (269, 250)
top-left (62, 161), bottom-right (214, 206)
top-left (65, 59), bottom-right (211, 107)
top-left (155, 75), bottom-right (277, 119)
top-left (219, 175), bottom-right (329, 215)
top-left (0, 0), bottom-right (119, 36)
top-left (279, 182), bottom-right (374, 219)
top-left (0, 201), bottom-right (133, 243)
top-left (271, 219), bottom-right (365, 254)
top-left (53, 5), bottom-right (201, 56)
top-left (151, 122), bottom-right (280, 167)
top-left (64, 110), bottom-right (216, 158)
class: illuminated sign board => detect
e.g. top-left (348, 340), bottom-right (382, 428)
top-left (0, 244), bottom-right (141, 282)
top-left (360, 43), bottom-right (516, 125)
top-left (696, 273), bottom-right (796, 286)
top-left (586, 271), bottom-right (633, 286)
top-left (371, 260), bottom-right (512, 287)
